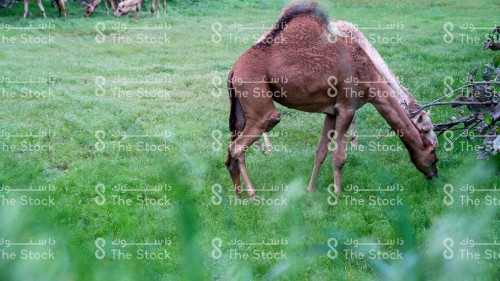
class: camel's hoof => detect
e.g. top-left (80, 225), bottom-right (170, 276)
top-left (264, 147), bottom-right (272, 155)
top-left (235, 186), bottom-right (243, 198)
top-left (247, 188), bottom-right (256, 198)
top-left (306, 186), bottom-right (315, 192)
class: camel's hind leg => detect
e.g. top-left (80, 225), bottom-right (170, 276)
top-left (226, 97), bottom-right (246, 197)
top-left (56, 0), bottom-right (66, 19)
top-left (226, 82), bottom-right (281, 197)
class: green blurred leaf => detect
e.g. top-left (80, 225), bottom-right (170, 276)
top-left (483, 113), bottom-right (492, 124)
top-left (470, 65), bottom-right (478, 77)
top-left (493, 55), bottom-right (500, 68)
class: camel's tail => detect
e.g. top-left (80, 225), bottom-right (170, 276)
top-left (227, 70), bottom-right (238, 142)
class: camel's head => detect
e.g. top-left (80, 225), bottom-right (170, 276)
top-left (84, 3), bottom-right (95, 17)
top-left (114, 2), bottom-right (127, 17)
top-left (410, 110), bottom-right (439, 179)
top-left (114, 0), bottom-right (139, 17)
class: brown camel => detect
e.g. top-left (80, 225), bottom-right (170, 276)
top-left (225, 2), bottom-right (438, 197)
top-left (24, 0), bottom-right (66, 19)
top-left (84, 0), bottom-right (118, 17)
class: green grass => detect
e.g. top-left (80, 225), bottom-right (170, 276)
top-left (0, 0), bottom-right (499, 280)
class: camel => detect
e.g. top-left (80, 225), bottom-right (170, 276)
top-left (84, 0), bottom-right (118, 17)
top-left (24, 0), bottom-right (66, 19)
top-left (225, 2), bottom-right (439, 197)
top-left (114, 0), bottom-right (142, 19)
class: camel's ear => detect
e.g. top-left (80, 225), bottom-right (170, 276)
top-left (426, 109), bottom-right (431, 116)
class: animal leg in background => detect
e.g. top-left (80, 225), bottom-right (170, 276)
top-left (24, 0), bottom-right (46, 18)
top-left (150, 0), bottom-right (155, 16)
top-left (151, 0), bottom-right (165, 17)
top-left (104, 0), bottom-right (110, 15)
top-left (254, 133), bottom-right (272, 155)
top-left (347, 115), bottom-right (357, 146)
top-left (161, 0), bottom-right (166, 15)
top-left (134, 1), bottom-right (141, 19)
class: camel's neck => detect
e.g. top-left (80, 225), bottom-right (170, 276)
top-left (330, 20), bottom-right (425, 151)
top-left (369, 82), bottom-right (426, 154)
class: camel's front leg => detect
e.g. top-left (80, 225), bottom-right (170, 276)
top-left (34, 0), bottom-right (47, 18)
top-left (332, 109), bottom-right (355, 194)
top-left (23, 0), bottom-right (29, 18)
top-left (307, 114), bottom-right (336, 192)
top-left (104, 0), bottom-right (110, 15)
top-left (109, 0), bottom-right (116, 12)
top-left (134, 3), bottom-right (140, 19)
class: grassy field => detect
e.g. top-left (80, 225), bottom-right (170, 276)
top-left (0, 0), bottom-right (499, 280)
